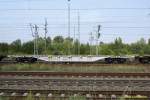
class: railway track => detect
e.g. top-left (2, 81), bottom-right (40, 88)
top-left (0, 72), bottom-right (150, 99)
top-left (1, 72), bottom-right (150, 78)
top-left (1, 78), bottom-right (150, 97)
top-left (1, 78), bottom-right (150, 91)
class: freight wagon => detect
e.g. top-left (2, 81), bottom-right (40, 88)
top-left (0, 55), bottom-right (150, 64)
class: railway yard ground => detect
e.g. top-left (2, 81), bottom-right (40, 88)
top-left (0, 63), bottom-right (150, 73)
top-left (0, 63), bottom-right (150, 100)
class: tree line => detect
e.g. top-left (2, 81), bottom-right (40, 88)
top-left (0, 36), bottom-right (150, 56)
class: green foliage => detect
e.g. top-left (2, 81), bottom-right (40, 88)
top-left (26, 92), bottom-right (34, 100)
top-left (0, 43), bottom-right (8, 55)
top-left (53, 36), bottom-right (64, 43)
top-left (100, 44), bottom-right (114, 55)
top-left (10, 39), bottom-right (22, 54)
top-left (0, 36), bottom-right (150, 56)
top-left (0, 96), bottom-right (9, 100)
top-left (69, 96), bottom-right (86, 100)
top-left (22, 41), bottom-right (34, 54)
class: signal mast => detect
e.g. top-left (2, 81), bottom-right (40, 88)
top-left (96, 25), bottom-right (101, 55)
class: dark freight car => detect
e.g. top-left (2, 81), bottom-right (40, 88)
top-left (15, 56), bottom-right (37, 63)
top-left (0, 55), bottom-right (7, 61)
top-left (135, 56), bottom-right (150, 64)
top-left (104, 57), bottom-right (128, 64)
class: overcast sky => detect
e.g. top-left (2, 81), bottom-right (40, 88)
top-left (0, 0), bottom-right (150, 44)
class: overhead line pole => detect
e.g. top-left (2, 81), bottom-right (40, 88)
top-left (34, 24), bottom-right (39, 56)
top-left (68, 0), bottom-right (71, 55)
top-left (78, 11), bottom-right (80, 55)
top-left (89, 32), bottom-right (93, 55)
top-left (30, 23), bottom-right (35, 55)
top-left (30, 23), bottom-right (39, 56)
top-left (44, 18), bottom-right (48, 54)
top-left (73, 25), bottom-right (76, 54)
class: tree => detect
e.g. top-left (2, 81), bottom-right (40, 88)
top-left (22, 41), bottom-right (34, 54)
top-left (148, 38), bottom-right (150, 45)
top-left (0, 36), bottom-right (150, 55)
top-left (73, 39), bottom-right (80, 55)
top-left (65, 37), bottom-right (73, 42)
top-left (46, 37), bottom-right (52, 45)
top-left (53, 36), bottom-right (64, 43)
top-left (130, 38), bottom-right (147, 55)
top-left (61, 37), bottom-right (74, 55)
top-left (38, 37), bottom-right (45, 54)
top-left (99, 44), bottom-right (114, 55)
top-left (46, 37), bottom-right (52, 54)
top-left (112, 37), bottom-right (124, 55)
top-left (10, 39), bottom-right (22, 54)
top-left (0, 43), bottom-right (8, 55)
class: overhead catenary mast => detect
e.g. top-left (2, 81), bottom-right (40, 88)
top-left (73, 25), bottom-right (76, 54)
top-left (89, 32), bottom-right (94, 55)
top-left (67, 0), bottom-right (71, 55)
top-left (30, 24), bottom-right (39, 56)
top-left (44, 18), bottom-right (48, 54)
top-left (77, 11), bottom-right (80, 55)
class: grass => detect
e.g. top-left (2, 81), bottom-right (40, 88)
top-left (0, 93), bottom-right (86, 100)
top-left (0, 97), bottom-right (9, 100)
top-left (0, 63), bottom-right (148, 73)
top-left (119, 95), bottom-right (148, 100)
top-left (69, 96), bottom-right (86, 100)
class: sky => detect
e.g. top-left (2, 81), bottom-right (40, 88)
top-left (0, 0), bottom-right (150, 44)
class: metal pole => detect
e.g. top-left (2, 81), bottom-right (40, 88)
top-left (89, 32), bottom-right (93, 55)
top-left (30, 23), bottom-right (36, 56)
top-left (68, 0), bottom-right (71, 55)
top-left (78, 11), bottom-right (80, 55)
top-left (30, 24), bottom-right (39, 56)
top-left (35, 24), bottom-right (39, 56)
top-left (74, 25), bottom-right (76, 55)
top-left (34, 37), bottom-right (36, 55)
top-left (96, 35), bottom-right (98, 56)
top-left (44, 18), bottom-right (48, 54)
